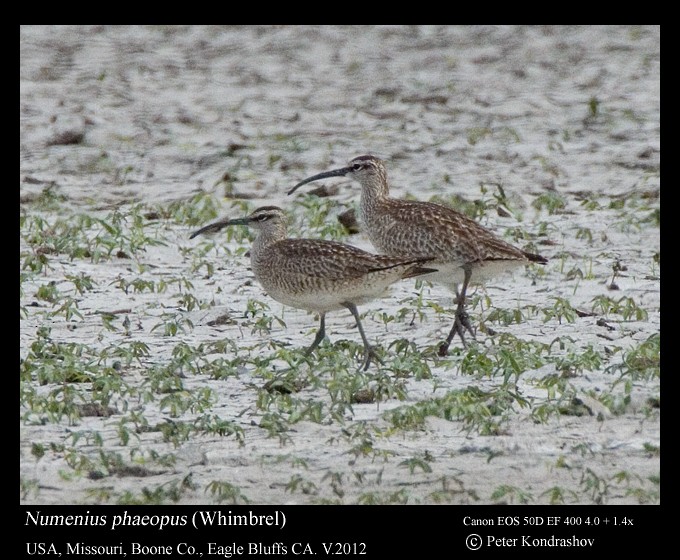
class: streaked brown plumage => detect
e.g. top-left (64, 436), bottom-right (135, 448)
top-left (190, 205), bottom-right (436, 370)
top-left (289, 155), bottom-right (548, 355)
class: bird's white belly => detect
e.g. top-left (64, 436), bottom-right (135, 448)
top-left (416, 259), bottom-right (527, 291)
top-left (264, 283), bottom-right (391, 314)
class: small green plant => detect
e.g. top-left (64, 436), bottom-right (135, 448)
top-left (21, 183), bottom-right (68, 211)
top-left (531, 192), bottom-right (567, 214)
top-left (459, 335), bottom-right (547, 383)
top-left (383, 387), bottom-right (516, 436)
top-left (321, 471), bottom-right (346, 498)
top-left (428, 192), bottom-right (490, 221)
top-left (540, 297), bottom-right (579, 324)
top-left (466, 127), bottom-right (492, 146)
top-left (113, 276), bottom-right (157, 294)
top-left (579, 468), bottom-right (609, 504)
top-left (326, 369), bottom-right (370, 408)
top-left (50, 297), bottom-right (83, 321)
top-left (249, 313), bottom-right (286, 336)
top-left (285, 474), bottom-right (319, 496)
top-left (151, 312), bottom-right (194, 336)
top-left (386, 338), bottom-right (433, 380)
top-left (159, 387), bottom-right (217, 418)
top-left (295, 197), bottom-right (348, 240)
top-left (161, 192), bottom-right (222, 227)
top-left (539, 486), bottom-right (579, 505)
top-left (101, 340), bottom-right (151, 367)
top-left (35, 281), bottom-right (61, 303)
top-left (20, 478), bottom-right (40, 501)
top-left (591, 295), bottom-right (649, 321)
top-left (357, 489), bottom-right (410, 505)
top-left (485, 306), bottom-right (526, 326)
top-left (205, 481), bottom-right (250, 504)
top-left (117, 475), bottom-right (198, 504)
top-left (550, 343), bottom-right (605, 377)
top-left (427, 476), bottom-right (479, 503)
top-left (490, 484), bottom-right (534, 504)
top-left (156, 420), bottom-right (194, 447)
top-left (575, 227), bottom-right (593, 243)
top-left (579, 198), bottom-right (603, 211)
top-left (194, 414), bottom-right (245, 445)
top-left (606, 333), bottom-right (659, 381)
top-left (259, 412), bottom-right (293, 445)
top-left (399, 452), bottom-right (434, 474)
top-left (69, 273), bottom-right (97, 295)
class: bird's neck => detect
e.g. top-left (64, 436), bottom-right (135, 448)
top-left (359, 179), bottom-right (390, 218)
top-left (251, 224), bottom-right (287, 265)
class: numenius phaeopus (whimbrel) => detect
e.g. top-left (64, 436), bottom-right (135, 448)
top-left (289, 155), bottom-right (548, 356)
top-left (190, 206), bottom-right (436, 370)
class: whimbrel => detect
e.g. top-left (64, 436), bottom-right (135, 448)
top-left (289, 155), bottom-right (548, 356)
top-left (190, 205), bottom-right (436, 370)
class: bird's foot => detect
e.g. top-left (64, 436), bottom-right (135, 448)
top-left (361, 346), bottom-right (384, 371)
top-left (438, 309), bottom-right (476, 357)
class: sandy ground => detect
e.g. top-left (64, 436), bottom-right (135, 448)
top-left (20, 26), bottom-right (659, 505)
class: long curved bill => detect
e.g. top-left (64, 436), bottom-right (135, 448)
top-left (189, 216), bottom-right (250, 239)
top-left (287, 167), bottom-right (351, 195)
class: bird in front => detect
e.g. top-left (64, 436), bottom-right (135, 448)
top-left (190, 205), bottom-right (437, 370)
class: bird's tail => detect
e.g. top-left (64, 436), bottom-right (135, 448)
top-left (524, 251), bottom-right (548, 265)
top-left (403, 257), bottom-right (439, 279)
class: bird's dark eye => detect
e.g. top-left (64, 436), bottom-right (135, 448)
top-left (351, 163), bottom-right (363, 171)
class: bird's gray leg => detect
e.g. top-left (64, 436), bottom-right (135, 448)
top-left (304, 313), bottom-right (326, 356)
top-left (343, 302), bottom-right (383, 371)
top-left (438, 266), bottom-right (476, 356)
